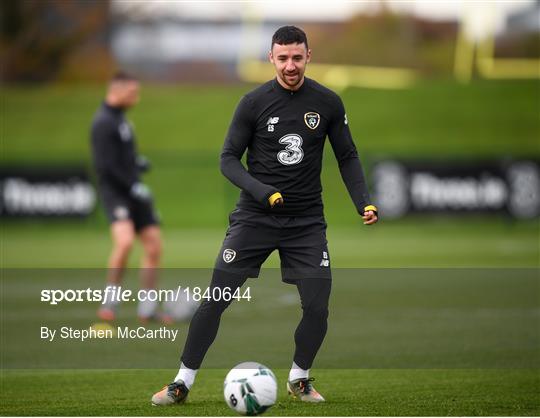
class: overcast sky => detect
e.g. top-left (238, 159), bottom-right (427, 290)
top-left (112, 1), bottom-right (534, 22)
top-left (112, 1), bottom-right (536, 42)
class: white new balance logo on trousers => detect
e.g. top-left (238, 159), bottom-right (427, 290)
top-left (320, 251), bottom-right (329, 267)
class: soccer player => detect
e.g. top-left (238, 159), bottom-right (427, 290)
top-left (91, 71), bottom-right (164, 323)
top-left (152, 26), bottom-right (378, 405)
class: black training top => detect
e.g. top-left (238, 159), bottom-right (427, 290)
top-left (90, 102), bottom-right (140, 197)
top-left (221, 77), bottom-right (371, 216)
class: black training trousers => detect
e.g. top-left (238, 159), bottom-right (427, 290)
top-left (180, 270), bottom-right (331, 370)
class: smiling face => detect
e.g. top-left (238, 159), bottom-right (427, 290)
top-left (269, 42), bottom-right (311, 91)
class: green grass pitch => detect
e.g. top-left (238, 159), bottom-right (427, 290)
top-left (1, 369), bottom-right (539, 416)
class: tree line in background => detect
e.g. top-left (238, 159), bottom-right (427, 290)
top-left (0, 0), bottom-right (113, 83)
top-left (1, 0), bottom-right (537, 83)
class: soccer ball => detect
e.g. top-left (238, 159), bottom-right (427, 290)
top-left (224, 362), bottom-right (277, 416)
top-left (162, 291), bottom-right (198, 322)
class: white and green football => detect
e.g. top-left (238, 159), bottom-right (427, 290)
top-left (223, 362), bottom-right (277, 416)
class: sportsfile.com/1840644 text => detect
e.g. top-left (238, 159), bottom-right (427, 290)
top-left (40, 286), bottom-right (252, 305)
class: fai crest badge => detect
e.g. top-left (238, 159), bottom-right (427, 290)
top-left (304, 112), bottom-right (320, 130)
top-left (223, 248), bottom-right (236, 263)
top-left (113, 206), bottom-right (129, 220)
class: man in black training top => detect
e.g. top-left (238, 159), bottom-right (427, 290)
top-left (91, 72), bottom-right (164, 323)
top-left (152, 26), bottom-right (378, 405)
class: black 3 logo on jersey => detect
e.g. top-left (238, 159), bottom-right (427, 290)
top-left (118, 122), bottom-right (132, 142)
top-left (304, 112), bottom-right (320, 130)
top-left (277, 134), bottom-right (304, 166)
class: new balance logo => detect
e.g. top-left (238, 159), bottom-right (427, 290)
top-left (267, 116), bottom-right (279, 132)
top-left (320, 251), bottom-right (329, 267)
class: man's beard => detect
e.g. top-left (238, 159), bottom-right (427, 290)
top-left (282, 72), bottom-right (302, 87)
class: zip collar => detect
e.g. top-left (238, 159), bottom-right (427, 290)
top-left (272, 77), bottom-right (308, 96)
top-left (102, 101), bottom-right (125, 115)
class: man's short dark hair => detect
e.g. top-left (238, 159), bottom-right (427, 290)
top-left (110, 71), bottom-right (138, 83)
top-left (271, 26), bottom-right (308, 50)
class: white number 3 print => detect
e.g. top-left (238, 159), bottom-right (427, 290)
top-left (277, 134), bottom-right (304, 165)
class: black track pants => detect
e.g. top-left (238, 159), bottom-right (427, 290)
top-left (180, 271), bottom-right (331, 370)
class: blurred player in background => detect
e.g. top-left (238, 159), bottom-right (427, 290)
top-left (152, 26), bottom-right (378, 406)
top-left (91, 71), bottom-right (165, 323)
